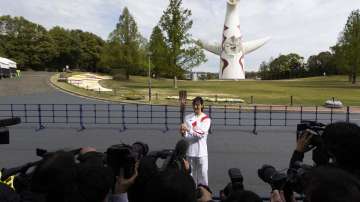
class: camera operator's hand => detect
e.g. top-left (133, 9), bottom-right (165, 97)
top-left (114, 161), bottom-right (139, 194)
top-left (180, 123), bottom-right (188, 137)
top-left (183, 158), bottom-right (190, 172)
top-left (270, 190), bottom-right (296, 202)
top-left (197, 186), bottom-right (212, 202)
top-left (80, 147), bottom-right (97, 154)
top-left (296, 130), bottom-right (313, 153)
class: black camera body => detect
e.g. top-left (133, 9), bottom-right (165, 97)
top-left (258, 162), bottom-right (313, 195)
top-left (106, 140), bottom-right (187, 180)
top-left (297, 121), bottom-right (331, 165)
top-left (296, 120), bottom-right (326, 151)
top-left (106, 142), bottom-right (149, 179)
top-left (220, 168), bottom-right (244, 201)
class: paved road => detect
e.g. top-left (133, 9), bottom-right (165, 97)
top-left (0, 72), bottom-right (355, 196)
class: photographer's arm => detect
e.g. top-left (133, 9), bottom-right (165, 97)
top-left (108, 162), bottom-right (139, 202)
top-left (270, 190), bottom-right (296, 202)
top-left (289, 133), bottom-right (312, 169)
top-left (197, 186), bottom-right (214, 202)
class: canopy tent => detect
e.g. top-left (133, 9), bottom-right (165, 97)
top-left (0, 57), bottom-right (17, 78)
top-left (0, 57), bottom-right (16, 69)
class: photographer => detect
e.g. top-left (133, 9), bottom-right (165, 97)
top-left (290, 121), bottom-right (360, 176)
top-left (220, 168), bottom-right (262, 202)
top-left (269, 121), bottom-right (360, 202)
top-left (29, 148), bottom-right (114, 202)
top-left (322, 122), bottom-right (360, 177)
top-left (270, 166), bottom-right (360, 202)
top-left (144, 167), bottom-right (214, 202)
top-left (107, 163), bottom-right (138, 202)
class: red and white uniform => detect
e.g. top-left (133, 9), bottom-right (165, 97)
top-left (183, 112), bottom-right (211, 186)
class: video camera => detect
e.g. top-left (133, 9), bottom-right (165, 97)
top-left (106, 139), bottom-right (189, 179)
top-left (219, 168), bottom-right (244, 201)
top-left (297, 120), bottom-right (332, 166)
top-left (106, 142), bottom-right (149, 179)
top-left (258, 162), bottom-right (313, 201)
top-left (106, 140), bottom-right (189, 202)
top-left (220, 168), bottom-right (244, 197)
top-left (0, 117), bottom-right (21, 144)
top-left (0, 148), bottom-right (81, 192)
top-left (296, 120), bottom-right (326, 151)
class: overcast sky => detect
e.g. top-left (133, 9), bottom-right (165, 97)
top-left (0, 0), bottom-right (358, 72)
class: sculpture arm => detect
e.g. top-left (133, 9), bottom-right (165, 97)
top-left (196, 39), bottom-right (221, 56)
top-left (243, 37), bottom-right (270, 55)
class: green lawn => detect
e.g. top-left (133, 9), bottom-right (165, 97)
top-left (51, 73), bottom-right (360, 106)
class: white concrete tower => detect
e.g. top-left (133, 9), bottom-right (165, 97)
top-left (198, 0), bottom-right (270, 80)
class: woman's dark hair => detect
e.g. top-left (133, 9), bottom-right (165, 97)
top-left (192, 96), bottom-right (204, 112)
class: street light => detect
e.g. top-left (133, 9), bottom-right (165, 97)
top-left (147, 52), bottom-right (152, 103)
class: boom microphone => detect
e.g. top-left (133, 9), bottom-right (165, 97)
top-left (0, 117), bottom-right (21, 128)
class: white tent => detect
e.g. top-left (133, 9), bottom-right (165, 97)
top-left (0, 57), bottom-right (16, 69)
top-left (0, 58), bottom-right (10, 70)
top-left (0, 57), bottom-right (17, 78)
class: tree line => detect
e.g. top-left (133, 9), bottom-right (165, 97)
top-left (259, 9), bottom-right (360, 83)
top-left (0, 0), bottom-right (206, 79)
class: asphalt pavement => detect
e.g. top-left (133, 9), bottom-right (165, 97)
top-left (0, 71), bottom-right (356, 196)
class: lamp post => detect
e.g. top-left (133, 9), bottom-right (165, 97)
top-left (147, 52), bottom-right (152, 103)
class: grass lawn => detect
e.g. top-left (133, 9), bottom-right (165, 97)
top-left (51, 73), bottom-right (360, 106)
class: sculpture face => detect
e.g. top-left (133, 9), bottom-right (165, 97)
top-left (227, 0), bottom-right (239, 5)
top-left (197, 0), bottom-right (269, 80)
top-left (223, 36), bottom-right (242, 56)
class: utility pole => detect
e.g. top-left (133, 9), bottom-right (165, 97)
top-left (148, 52), bottom-right (152, 103)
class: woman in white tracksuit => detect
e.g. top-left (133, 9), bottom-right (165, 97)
top-left (180, 96), bottom-right (211, 186)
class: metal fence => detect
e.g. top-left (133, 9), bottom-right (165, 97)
top-left (1, 104), bottom-right (360, 133)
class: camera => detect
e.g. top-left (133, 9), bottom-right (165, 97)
top-left (220, 168), bottom-right (244, 201)
top-left (106, 142), bottom-right (149, 179)
top-left (258, 162), bottom-right (313, 196)
top-left (297, 121), bottom-right (331, 165)
top-left (296, 120), bottom-right (326, 151)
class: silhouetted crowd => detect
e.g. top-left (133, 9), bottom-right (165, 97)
top-left (1, 121), bottom-right (360, 202)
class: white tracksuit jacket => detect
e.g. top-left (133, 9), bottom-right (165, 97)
top-left (183, 112), bottom-right (211, 185)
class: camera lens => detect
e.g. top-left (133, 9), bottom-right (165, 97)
top-left (258, 165), bottom-right (287, 190)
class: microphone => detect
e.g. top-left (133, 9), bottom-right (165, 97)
top-left (0, 117), bottom-right (21, 128)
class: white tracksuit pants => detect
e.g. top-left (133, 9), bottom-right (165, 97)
top-left (188, 156), bottom-right (208, 186)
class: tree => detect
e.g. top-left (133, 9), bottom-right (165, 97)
top-left (159, 0), bottom-right (206, 78)
top-left (108, 7), bottom-right (144, 78)
top-left (48, 27), bottom-right (104, 72)
top-left (259, 60), bottom-right (270, 80)
top-left (0, 15), bottom-right (56, 70)
top-left (149, 26), bottom-right (169, 78)
top-left (48, 26), bottom-right (79, 71)
top-left (71, 30), bottom-right (104, 71)
top-left (258, 54), bottom-right (304, 80)
top-left (307, 51), bottom-right (337, 76)
top-left (335, 9), bottom-right (360, 84)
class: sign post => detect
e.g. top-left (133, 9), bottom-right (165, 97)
top-left (179, 90), bottom-right (187, 123)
